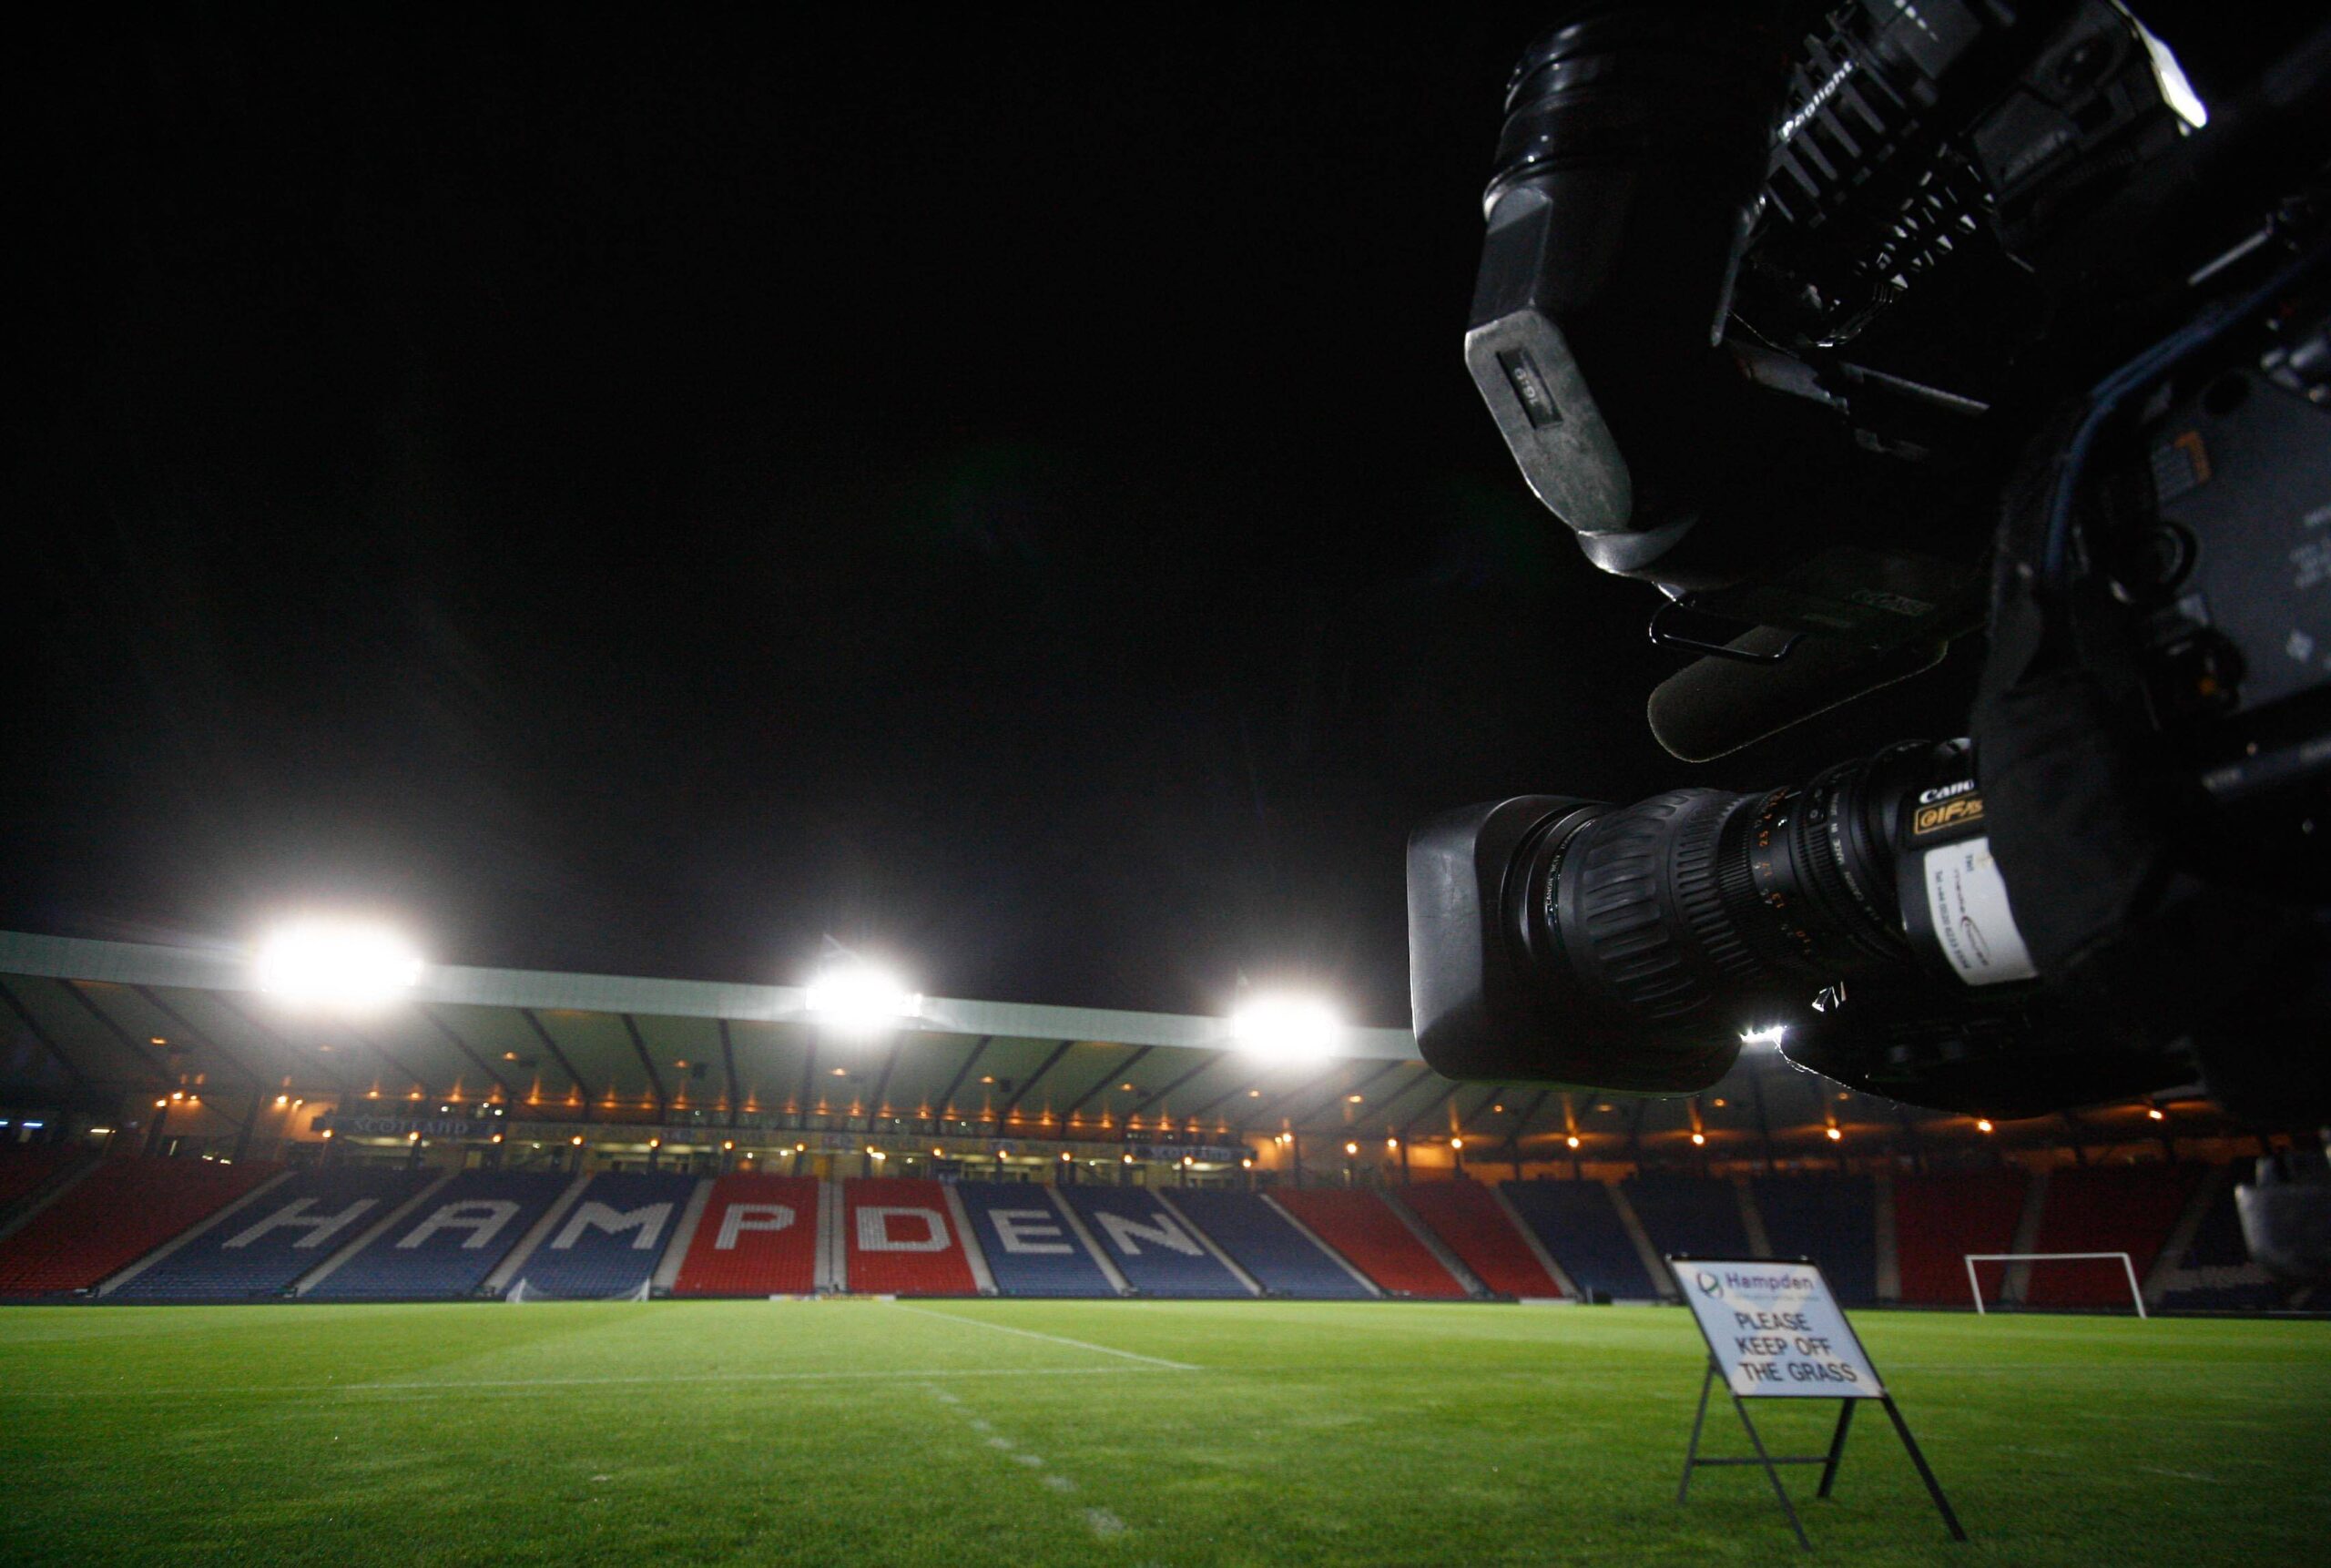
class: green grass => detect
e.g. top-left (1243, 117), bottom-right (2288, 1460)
top-left (1, 1299), bottom-right (2326, 1565)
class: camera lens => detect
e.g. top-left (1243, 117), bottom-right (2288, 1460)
top-left (1524, 744), bottom-right (1982, 1038)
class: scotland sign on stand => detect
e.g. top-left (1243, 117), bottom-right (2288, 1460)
top-left (1666, 1256), bottom-right (1965, 1551)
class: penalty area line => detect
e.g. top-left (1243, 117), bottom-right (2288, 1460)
top-left (888, 1301), bottom-right (1199, 1370)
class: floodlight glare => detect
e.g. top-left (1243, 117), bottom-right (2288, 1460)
top-left (803, 962), bottom-right (921, 1031)
top-left (1228, 995), bottom-right (1339, 1062)
top-left (1740, 1024), bottom-right (1787, 1048)
top-left (255, 921), bottom-right (422, 1010)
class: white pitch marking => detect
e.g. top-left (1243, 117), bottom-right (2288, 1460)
top-left (0, 1365), bottom-right (1178, 1401)
top-left (986, 1436), bottom-right (1015, 1451)
top-left (1084, 1509), bottom-right (1126, 1538)
top-left (1042, 1473), bottom-right (1076, 1492)
top-left (888, 1301), bottom-right (1197, 1369)
top-left (967, 1418), bottom-right (995, 1433)
top-left (1012, 1453), bottom-right (1044, 1468)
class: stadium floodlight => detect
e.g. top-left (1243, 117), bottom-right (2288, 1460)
top-left (255, 920), bottom-right (423, 1010)
top-left (1228, 994), bottom-right (1340, 1062)
top-left (1740, 1024), bottom-right (1787, 1048)
top-left (804, 960), bottom-right (921, 1032)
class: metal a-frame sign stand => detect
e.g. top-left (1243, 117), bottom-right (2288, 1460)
top-left (1669, 1256), bottom-right (1965, 1550)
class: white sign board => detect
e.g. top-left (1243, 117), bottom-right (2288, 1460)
top-left (1670, 1258), bottom-right (1885, 1400)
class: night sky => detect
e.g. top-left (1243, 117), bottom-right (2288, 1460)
top-left (10, 12), bottom-right (1973, 1023)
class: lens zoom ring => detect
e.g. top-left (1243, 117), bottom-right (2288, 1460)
top-left (1672, 793), bottom-right (1757, 985)
top-left (1570, 790), bottom-right (1708, 1020)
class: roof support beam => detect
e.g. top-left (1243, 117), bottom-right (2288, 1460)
top-left (59, 982), bottom-right (175, 1084)
top-left (129, 986), bottom-right (268, 1089)
top-left (207, 993), bottom-right (355, 1098)
top-left (520, 1009), bottom-right (596, 1119)
top-left (620, 1013), bottom-right (668, 1119)
top-left (933, 1035), bottom-right (992, 1119)
top-left (863, 1039), bottom-right (901, 1130)
top-left (413, 1003), bottom-right (524, 1103)
top-left (342, 1027), bottom-right (442, 1104)
top-left (1285, 1058), bottom-right (1410, 1131)
top-left (0, 977), bottom-right (89, 1095)
top-left (718, 1020), bottom-right (740, 1128)
top-left (1060, 1044), bottom-right (1149, 1121)
top-left (1130, 1055), bottom-right (1225, 1118)
top-left (999, 1040), bottom-right (1077, 1122)
top-left (1399, 1078), bottom-right (1463, 1138)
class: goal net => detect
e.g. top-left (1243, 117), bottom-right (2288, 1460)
top-left (505, 1278), bottom-right (651, 1304)
top-left (1962, 1251), bottom-right (2147, 1318)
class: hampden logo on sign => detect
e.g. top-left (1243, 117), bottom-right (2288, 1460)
top-left (1675, 1261), bottom-right (1883, 1399)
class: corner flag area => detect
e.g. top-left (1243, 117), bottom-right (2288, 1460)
top-left (2, 1301), bottom-right (2322, 1565)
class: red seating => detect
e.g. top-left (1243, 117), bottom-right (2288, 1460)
top-left (672, 1175), bottom-right (821, 1297)
top-left (0, 1156), bottom-right (280, 1297)
top-left (0, 1145), bottom-right (77, 1212)
top-left (1272, 1188), bottom-right (1466, 1298)
top-left (2025, 1165), bottom-right (2204, 1308)
top-left (841, 1177), bottom-right (977, 1296)
top-left (1893, 1170), bottom-right (2028, 1305)
top-left (1401, 1180), bottom-right (1564, 1298)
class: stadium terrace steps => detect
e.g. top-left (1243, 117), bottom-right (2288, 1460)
top-left (0, 1156), bottom-right (283, 1298)
top-left (672, 1175), bottom-right (823, 1297)
top-left (1619, 1174), bottom-right (1753, 1264)
top-left (114, 1166), bottom-right (437, 1301)
top-left (510, 1171), bottom-right (698, 1299)
top-left (952, 1182), bottom-right (1117, 1296)
top-left (1892, 1170), bottom-right (2030, 1305)
top-left (2025, 1164), bottom-right (2208, 1309)
top-left (1400, 1179), bottom-right (1566, 1298)
top-left (1500, 1180), bottom-right (1660, 1301)
top-left (1269, 1188), bottom-right (1467, 1298)
top-left (305, 1170), bottom-right (573, 1300)
top-left (1167, 1188), bottom-right (1372, 1298)
top-left (1059, 1186), bottom-right (1253, 1297)
top-left (842, 1177), bottom-right (980, 1296)
top-left (1750, 1175), bottom-right (1878, 1305)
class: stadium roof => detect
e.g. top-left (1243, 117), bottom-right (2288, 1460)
top-left (0, 931), bottom-right (2214, 1156)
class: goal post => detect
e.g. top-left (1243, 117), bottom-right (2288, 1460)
top-left (1962, 1251), bottom-right (2147, 1318)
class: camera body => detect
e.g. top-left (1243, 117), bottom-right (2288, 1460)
top-left (1414, 0), bottom-right (2331, 1125)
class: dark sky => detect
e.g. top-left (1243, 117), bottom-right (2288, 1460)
top-left (8, 11), bottom-right (1973, 1023)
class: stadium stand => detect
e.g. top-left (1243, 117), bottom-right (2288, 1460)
top-left (1620, 1174), bottom-right (1752, 1262)
top-left (1060, 1186), bottom-right (1250, 1297)
top-left (2025, 1164), bottom-right (2206, 1309)
top-left (0, 1156), bottom-right (281, 1298)
top-left (1501, 1179), bottom-right (1659, 1300)
top-left (1270, 1188), bottom-right (1466, 1298)
top-left (842, 1176), bottom-right (979, 1295)
top-left (0, 1145), bottom-right (79, 1215)
top-left (510, 1171), bottom-right (697, 1299)
top-left (1751, 1174), bottom-right (1878, 1305)
top-left (1400, 1179), bottom-right (1565, 1298)
top-left (116, 1166), bottom-right (435, 1301)
top-left (1893, 1169), bottom-right (2029, 1305)
top-left (307, 1170), bottom-right (571, 1300)
top-left (1166, 1188), bottom-right (1371, 1298)
top-left (671, 1174), bottom-right (821, 1297)
top-left (2158, 1176), bottom-right (2289, 1312)
top-left (954, 1183), bottom-right (1116, 1297)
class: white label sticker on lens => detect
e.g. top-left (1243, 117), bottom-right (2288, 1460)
top-left (1922, 835), bottom-right (2038, 986)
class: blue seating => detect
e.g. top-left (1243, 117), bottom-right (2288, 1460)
top-left (1622, 1174), bottom-right (1750, 1262)
top-left (954, 1183), bottom-right (1116, 1297)
top-left (1058, 1187), bottom-right (1249, 1297)
top-left (117, 1166), bottom-right (434, 1301)
top-left (1751, 1175), bottom-right (1877, 1304)
top-left (309, 1170), bottom-right (571, 1300)
top-left (1500, 1180), bottom-right (1658, 1300)
top-left (511, 1173), bottom-right (698, 1299)
top-left (1167, 1189), bottom-right (1369, 1298)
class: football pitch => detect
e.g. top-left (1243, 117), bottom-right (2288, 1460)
top-left (2, 1300), bottom-right (2325, 1565)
